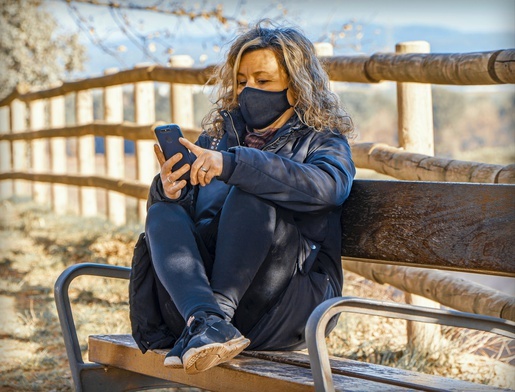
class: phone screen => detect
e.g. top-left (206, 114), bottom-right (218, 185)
top-left (154, 124), bottom-right (192, 181)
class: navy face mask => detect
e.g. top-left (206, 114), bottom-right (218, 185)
top-left (238, 87), bottom-right (292, 130)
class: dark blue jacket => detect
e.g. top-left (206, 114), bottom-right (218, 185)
top-left (148, 109), bottom-right (355, 294)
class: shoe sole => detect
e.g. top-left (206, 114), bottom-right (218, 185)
top-left (182, 336), bottom-right (250, 374)
top-left (163, 355), bottom-right (183, 368)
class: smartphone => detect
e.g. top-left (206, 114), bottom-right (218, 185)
top-left (154, 124), bottom-right (192, 181)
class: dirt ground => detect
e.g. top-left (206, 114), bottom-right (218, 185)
top-left (0, 199), bottom-right (513, 391)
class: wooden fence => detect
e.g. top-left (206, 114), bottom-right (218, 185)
top-left (1, 43), bottom-right (513, 222)
top-left (0, 42), bottom-right (514, 327)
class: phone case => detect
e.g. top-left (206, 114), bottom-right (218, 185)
top-left (154, 124), bottom-right (192, 181)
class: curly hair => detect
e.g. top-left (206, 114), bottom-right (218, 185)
top-left (201, 20), bottom-right (354, 138)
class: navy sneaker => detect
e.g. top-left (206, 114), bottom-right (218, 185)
top-left (163, 311), bottom-right (250, 374)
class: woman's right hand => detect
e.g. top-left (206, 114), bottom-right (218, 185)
top-left (154, 144), bottom-right (190, 199)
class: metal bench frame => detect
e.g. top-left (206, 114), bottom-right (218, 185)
top-left (55, 262), bottom-right (515, 392)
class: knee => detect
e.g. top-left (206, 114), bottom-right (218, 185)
top-left (146, 202), bottom-right (191, 232)
top-left (226, 187), bottom-right (273, 211)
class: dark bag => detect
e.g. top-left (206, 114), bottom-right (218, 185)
top-left (129, 232), bottom-right (176, 353)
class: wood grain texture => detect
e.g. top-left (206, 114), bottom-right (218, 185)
top-left (88, 334), bottom-right (414, 391)
top-left (341, 180), bottom-right (515, 275)
top-left (1, 50), bottom-right (512, 107)
top-left (243, 350), bottom-right (510, 392)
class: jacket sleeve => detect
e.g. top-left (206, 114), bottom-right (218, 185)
top-left (223, 132), bottom-right (355, 213)
top-left (146, 174), bottom-right (194, 212)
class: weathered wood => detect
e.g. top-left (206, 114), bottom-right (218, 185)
top-left (396, 41), bottom-right (434, 155)
top-left (49, 95), bottom-right (68, 214)
top-left (0, 172), bottom-right (148, 200)
top-left (363, 49), bottom-right (515, 85)
top-left (76, 90), bottom-right (97, 217)
top-left (0, 122), bottom-right (200, 142)
top-left (104, 68), bottom-right (126, 225)
top-left (0, 106), bottom-right (13, 199)
top-left (88, 334), bottom-right (414, 391)
top-left (351, 142), bottom-right (515, 184)
top-left (11, 99), bottom-right (30, 196)
top-left (1, 49), bottom-right (512, 107)
top-left (341, 260), bottom-right (515, 321)
top-left (134, 69), bottom-right (157, 221)
top-left (29, 99), bottom-right (50, 205)
top-left (243, 350), bottom-right (508, 392)
top-left (170, 55), bottom-right (195, 128)
top-left (340, 180), bottom-right (515, 276)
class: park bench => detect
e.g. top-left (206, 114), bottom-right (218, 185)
top-left (54, 179), bottom-right (515, 392)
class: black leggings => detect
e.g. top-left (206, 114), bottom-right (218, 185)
top-left (145, 187), bottom-right (334, 350)
top-left (146, 188), bottom-right (338, 350)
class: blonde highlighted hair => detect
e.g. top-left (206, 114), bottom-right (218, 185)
top-left (202, 20), bottom-right (354, 137)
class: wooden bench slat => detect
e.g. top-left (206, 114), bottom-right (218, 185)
top-left (88, 334), bottom-right (416, 391)
top-left (341, 180), bottom-right (515, 276)
top-left (243, 350), bottom-right (510, 392)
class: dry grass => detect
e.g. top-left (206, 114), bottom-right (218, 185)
top-left (0, 199), bottom-right (513, 391)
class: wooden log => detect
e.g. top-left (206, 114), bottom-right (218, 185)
top-left (29, 99), bottom-right (50, 205)
top-left (10, 99), bottom-right (30, 196)
top-left (169, 55), bottom-right (195, 128)
top-left (493, 49), bottom-right (515, 83)
top-left (104, 68), bottom-right (126, 225)
top-left (341, 260), bottom-right (515, 322)
top-left (134, 65), bottom-right (157, 221)
top-left (0, 65), bottom-right (216, 107)
top-left (49, 95), bottom-right (68, 214)
top-left (0, 122), bottom-right (200, 142)
top-left (0, 172), bottom-right (148, 200)
top-left (351, 142), bottom-right (514, 184)
top-left (363, 49), bottom-right (515, 85)
top-left (396, 41), bottom-right (434, 155)
top-left (76, 90), bottom-right (97, 217)
top-left (1, 49), bottom-right (512, 107)
top-left (0, 106), bottom-right (12, 199)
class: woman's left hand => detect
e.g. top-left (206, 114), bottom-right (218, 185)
top-left (180, 138), bottom-right (223, 186)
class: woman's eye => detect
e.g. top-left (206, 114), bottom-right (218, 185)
top-left (257, 80), bottom-right (269, 84)
top-left (238, 81), bottom-right (247, 86)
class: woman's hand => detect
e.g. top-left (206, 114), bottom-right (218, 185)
top-left (180, 138), bottom-right (223, 186)
top-left (154, 144), bottom-right (189, 199)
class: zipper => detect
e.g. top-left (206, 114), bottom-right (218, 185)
top-left (222, 111), bottom-right (241, 146)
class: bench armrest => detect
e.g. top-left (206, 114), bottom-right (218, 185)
top-left (54, 263), bottom-right (130, 391)
top-left (305, 296), bottom-right (515, 392)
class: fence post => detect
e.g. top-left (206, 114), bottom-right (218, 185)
top-left (29, 99), bottom-right (50, 206)
top-left (0, 106), bottom-right (12, 200)
top-left (314, 42), bottom-right (335, 91)
top-left (396, 41), bottom-right (440, 352)
top-left (49, 95), bottom-right (68, 214)
top-left (76, 90), bottom-right (97, 217)
top-left (11, 99), bottom-right (30, 197)
top-left (396, 41), bottom-right (434, 154)
top-left (104, 68), bottom-right (126, 225)
top-left (169, 55), bottom-right (195, 128)
top-left (134, 64), bottom-right (157, 222)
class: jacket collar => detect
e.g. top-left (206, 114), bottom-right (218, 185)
top-left (221, 108), bottom-right (306, 148)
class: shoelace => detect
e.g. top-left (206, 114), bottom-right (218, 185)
top-left (173, 314), bottom-right (208, 352)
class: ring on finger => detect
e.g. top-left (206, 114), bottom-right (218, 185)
top-left (166, 175), bottom-right (173, 183)
top-left (201, 167), bottom-right (208, 173)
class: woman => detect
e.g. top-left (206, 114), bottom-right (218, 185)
top-left (130, 20), bottom-right (356, 375)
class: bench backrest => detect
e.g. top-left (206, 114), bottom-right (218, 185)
top-left (340, 180), bottom-right (515, 276)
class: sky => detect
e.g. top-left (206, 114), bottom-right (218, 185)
top-left (44, 0), bottom-right (515, 72)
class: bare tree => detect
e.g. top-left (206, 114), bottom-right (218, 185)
top-left (0, 0), bottom-right (87, 99)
